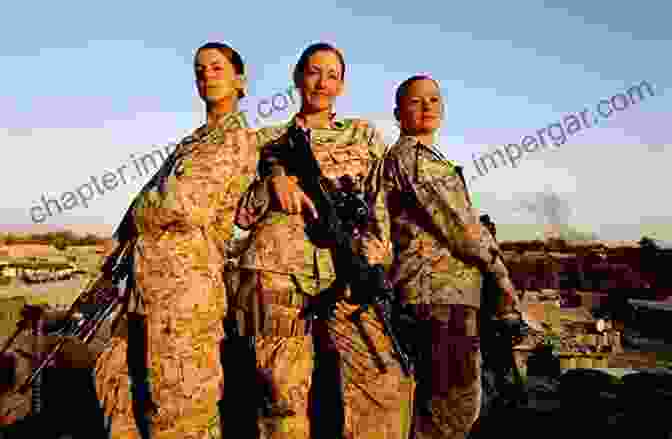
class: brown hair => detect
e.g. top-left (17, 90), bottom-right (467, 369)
top-left (395, 75), bottom-right (440, 107)
top-left (194, 42), bottom-right (246, 98)
top-left (293, 42), bottom-right (346, 88)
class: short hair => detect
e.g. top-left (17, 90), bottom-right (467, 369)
top-left (293, 42), bottom-right (346, 88)
top-left (395, 75), bottom-right (440, 107)
top-left (194, 42), bottom-right (246, 98)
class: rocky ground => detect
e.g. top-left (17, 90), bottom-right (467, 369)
top-left (1, 320), bottom-right (669, 439)
top-left (470, 364), bottom-right (672, 439)
top-left (2, 363), bottom-right (670, 438)
top-left (1, 238), bottom-right (670, 437)
top-left (472, 289), bottom-right (672, 438)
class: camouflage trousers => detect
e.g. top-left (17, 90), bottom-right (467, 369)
top-left (94, 228), bottom-right (230, 439)
top-left (326, 300), bottom-right (416, 439)
top-left (227, 269), bottom-right (415, 439)
top-left (95, 335), bottom-right (136, 439)
top-left (410, 304), bottom-right (482, 439)
top-left (94, 312), bottom-right (225, 439)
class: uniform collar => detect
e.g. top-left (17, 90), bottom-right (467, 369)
top-left (396, 135), bottom-right (455, 166)
top-left (397, 135), bottom-right (443, 154)
top-left (289, 112), bottom-right (342, 130)
top-left (193, 110), bottom-right (249, 138)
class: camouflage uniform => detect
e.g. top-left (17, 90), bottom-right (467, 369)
top-left (232, 116), bottom-right (415, 439)
top-left (94, 111), bottom-right (257, 439)
top-left (381, 136), bottom-right (519, 439)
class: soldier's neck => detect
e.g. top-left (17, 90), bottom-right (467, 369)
top-left (206, 98), bottom-right (239, 128)
top-left (403, 130), bottom-right (437, 147)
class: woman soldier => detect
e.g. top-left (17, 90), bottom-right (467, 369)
top-left (231, 42), bottom-right (415, 438)
top-left (381, 75), bottom-right (524, 439)
top-left (93, 41), bottom-right (259, 439)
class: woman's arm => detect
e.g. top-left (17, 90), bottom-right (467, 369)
top-left (383, 141), bottom-right (520, 313)
top-left (235, 126), bottom-right (318, 230)
top-left (358, 122), bottom-right (393, 267)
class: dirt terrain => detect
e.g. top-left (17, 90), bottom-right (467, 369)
top-left (0, 238), bottom-right (670, 436)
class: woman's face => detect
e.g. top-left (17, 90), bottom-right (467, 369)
top-left (396, 79), bottom-right (444, 135)
top-left (298, 50), bottom-right (344, 112)
top-left (195, 49), bottom-right (241, 103)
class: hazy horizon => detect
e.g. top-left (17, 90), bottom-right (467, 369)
top-left (1, 1), bottom-right (669, 244)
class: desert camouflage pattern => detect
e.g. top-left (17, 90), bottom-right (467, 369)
top-left (381, 135), bottom-right (518, 312)
top-left (235, 117), bottom-right (392, 286)
top-left (326, 300), bottom-right (416, 439)
top-left (231, 116), bottom-right (412, 438)
top-left (94, 111), bottom-right (258, 439)
top-left (254, 334), bottom-right (314, 438)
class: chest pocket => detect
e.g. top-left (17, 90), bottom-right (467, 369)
top-left (414, 150), bottom-right (472, 214)
top-left (416, 151), bottom-right (457, 184)
top-left (312, 142), bottom-right (370, 189)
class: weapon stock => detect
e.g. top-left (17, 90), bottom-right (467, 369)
top-left (479, 244), bottom-right (530, 409)
top-left (278, 124), bottom-right (414, 377)
top-left (2, 240), bottom-right (134, 398)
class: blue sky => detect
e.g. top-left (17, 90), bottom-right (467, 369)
top-left (1, 0), bottom-right (670, 241)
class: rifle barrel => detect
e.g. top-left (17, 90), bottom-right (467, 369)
top-left (283, 125), bottom-right (414, 376)
top-left (369, 299), bottom-right (413, 376)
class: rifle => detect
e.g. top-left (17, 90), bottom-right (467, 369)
top-left (477, 220), bottom-right (530, 410)
top-left (479, 274), bottom-right (530, 410)
top-left (453, 165), bottom-right (530, 409)
top-left (0, 239), bottom-right (134, 403)
top-left (271, 124), bottom-right (414, 377)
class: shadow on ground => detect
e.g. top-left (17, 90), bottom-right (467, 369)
top-left (469, 367), bottom-right (672, 439)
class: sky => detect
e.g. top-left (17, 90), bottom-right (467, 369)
top-left (1, 0), bottom-right (670, 242)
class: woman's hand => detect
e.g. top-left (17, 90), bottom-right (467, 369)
top-left (465, 223), bottom-right (483, 241)
top-left (359, 236), bottom-right (392, 265)
top-left (495, 276), bottom-right (523, 318)
top-left (270, 175), bottom-right (318, 219)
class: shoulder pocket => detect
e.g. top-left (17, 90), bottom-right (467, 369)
top-left (416, 152), bottom-right (458, 184)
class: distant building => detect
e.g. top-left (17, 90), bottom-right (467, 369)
top-left (0, 261), bottom-right (77, 283)
top-left (0, 262), bottom-right (17, 278)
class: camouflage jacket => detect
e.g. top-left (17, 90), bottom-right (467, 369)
top-left (381, 135), bottom-right (516, 309)
top-left (108, 110), bottom-right (255, 313)
top-left (233, 116), bottom-right (391, 299)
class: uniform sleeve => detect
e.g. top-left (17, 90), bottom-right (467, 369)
top-left (234, 127), bottom-right (286, 230)
top-left (358, 127), bottom-right (393, 268)
top-left (383, 144), bottom-right (514, 293)
top-left (233, 175), bottom-right (272, 231)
